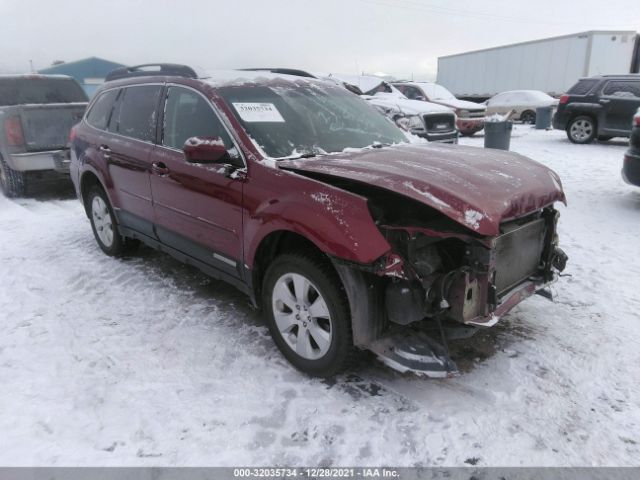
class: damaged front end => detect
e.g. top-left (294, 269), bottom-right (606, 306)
top-left (335, 198), bottom-right (568, 378)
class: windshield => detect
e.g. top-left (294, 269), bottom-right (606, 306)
top-left (0, 77), bottom-right (88, 106)
top-left (421, 83), bottom-right (456, 101)
top-left (218, 81), bottom-right (407, 158)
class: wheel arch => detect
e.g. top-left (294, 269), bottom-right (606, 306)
top-left (79, 170), bottom-right (106, 217)
top-left (250, 229), bottom-right (336, 307)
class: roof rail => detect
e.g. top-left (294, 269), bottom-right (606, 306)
top-left (240, 68), bottom-right (317, 79)
top-left (105, 63), bottom-right (198, 82)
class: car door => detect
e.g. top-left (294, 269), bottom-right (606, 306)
top-left (149, 85), bottom-right (245, 279)
top-left (599, 80), bottom-right (640, 134)
top-left (105, 84), bottom-right (162, 237)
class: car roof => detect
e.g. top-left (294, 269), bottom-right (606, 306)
top-left (97, 69), bottom-right (330, 92)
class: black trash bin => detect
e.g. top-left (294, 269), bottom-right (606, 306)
top-left (535, 106), bottom-right (553, 130)
top-left (484, 121), bottom-right (513, 150)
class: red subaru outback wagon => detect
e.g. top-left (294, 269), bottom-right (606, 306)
top-left (70, 64), bottom-right (568, 377)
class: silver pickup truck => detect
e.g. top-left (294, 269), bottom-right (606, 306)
top-left (0, 74), bottom-right (88, 197)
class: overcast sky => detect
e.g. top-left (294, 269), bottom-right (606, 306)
top-left (1, 0), bottom-right (638, 79)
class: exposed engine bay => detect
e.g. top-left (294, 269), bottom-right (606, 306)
top-left (297, 171), bottom-right (568, 377)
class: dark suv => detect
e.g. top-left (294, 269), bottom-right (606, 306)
top-left (70, 64), bottom-right (567, 377)
top-left (553, 74), bottom-right (640, 144)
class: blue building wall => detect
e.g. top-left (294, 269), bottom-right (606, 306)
top-left (38, 57), bottom-right (125, 97)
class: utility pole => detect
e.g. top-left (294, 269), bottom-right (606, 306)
top-left (29, 60), bottom-right (34, 73)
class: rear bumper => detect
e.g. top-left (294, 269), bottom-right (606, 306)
top-left (9, 149), bottom-right (70, 173)
top-left (552, 111), bottom-right (570, 130)
top-left (622, 151), bottom-right (640, 186)
top-left (457, 118), bottom-right (484, 134)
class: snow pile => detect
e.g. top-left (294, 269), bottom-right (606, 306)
top-left (0, 126), bottom-right (639, 466)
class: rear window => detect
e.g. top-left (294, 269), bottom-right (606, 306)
top-left (86, 89), bottom-right (119, 130)
top-left (567, 79), bottom-right (598, 95)
top-left (110, 85), bottom-right (162, 142)
top-left (0, 76), bottom-right (88, 106)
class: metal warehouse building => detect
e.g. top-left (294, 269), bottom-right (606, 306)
top-left (38, 57), bottom-right (125, 97)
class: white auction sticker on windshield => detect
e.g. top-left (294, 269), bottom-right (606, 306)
top-left (232, 103), bottom-right (285, 123)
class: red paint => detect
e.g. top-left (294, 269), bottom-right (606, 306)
top-left (280, 143), bottom-right (565, 236)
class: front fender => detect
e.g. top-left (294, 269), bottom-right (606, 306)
top-left (243, 162), bottom-right (392, 267)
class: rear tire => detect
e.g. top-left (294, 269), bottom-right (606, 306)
top-left (262, 253), bottom-right (355, 377)
top-left (567, 115), bottom-right (596, 144)
top-left (87, 186), bottom-right (138, 256)
top-left (0, 155), bottom-right (26, 198)
top-left (520, 110), bottom-right (536, 124)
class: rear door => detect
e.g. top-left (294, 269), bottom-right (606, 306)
top-left (599, 80), bottom-right (640, 134)
top-left (149, 85), bottom-right (245, 279)
top-left (105, 84), bottom-right (162, 237)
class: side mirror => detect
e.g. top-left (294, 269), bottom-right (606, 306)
top-left (183, 136), bottom-right (228, 164)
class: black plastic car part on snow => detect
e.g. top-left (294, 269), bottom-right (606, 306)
top-left (623, 110), bottom-right (640, 186)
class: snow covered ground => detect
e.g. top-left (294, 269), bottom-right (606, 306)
top-left (0, 126), bottom-right (639, 466)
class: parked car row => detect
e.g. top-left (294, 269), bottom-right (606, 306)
top-left (6, 63), bottom-right (638, 377)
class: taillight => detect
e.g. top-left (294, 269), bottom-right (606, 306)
top-left (4, 116), bottom-right (24, 146)
top-left (69, 125), bottom-right (77, 143)
top-left (634, 114), bottom-right (640, 127)
top-left (559, 95), bottom-right (569, 105)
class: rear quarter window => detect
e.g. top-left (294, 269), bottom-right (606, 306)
top-left (86, 89), bottom-right (119, 130)
top-left (111, 85), bottom-right (162, 142)
top-left (567, 79), bottom-right (598, 95)
top-left (602, 81), bottom-right (640, 98)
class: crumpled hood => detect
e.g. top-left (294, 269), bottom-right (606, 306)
top-left (279, 143), bottom-right (565, 236)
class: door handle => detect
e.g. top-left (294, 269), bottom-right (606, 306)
top-left (599, 99), bottom-right (611, 104)
top-left (151, 161), bottom-right (170, 176)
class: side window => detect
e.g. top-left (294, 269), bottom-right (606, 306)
top-left (602, 81), bottom-right (640, 99)
top-left (162, 86), bottom-right (234, 150)
top-left (85, 89), bottom-right (119, 130)
top-left (403, 86), bottom-right (424, 100)
top-left (112, 85), bottom-right (162, 142)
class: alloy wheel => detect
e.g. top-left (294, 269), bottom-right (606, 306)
top-left (570, 119), bottom-right (594, 142)
top-left (91, 196), bottom-right (114, 247)
top-left (271, 272), bottom-right (332, 360)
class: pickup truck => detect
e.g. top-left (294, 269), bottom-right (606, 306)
top-left (327, 74), bottom-right (459, 143)
top-left (0, 74), bottom-right (88, 197)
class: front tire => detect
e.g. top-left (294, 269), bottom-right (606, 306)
top-left (567, 115), bottom-right (596, 144)
top-left (0, 155), bottom-right (26, 198)
top-left (262, 253), bottom-right (355, 377)
top-left (87, 186), bottom-right (137, 256)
